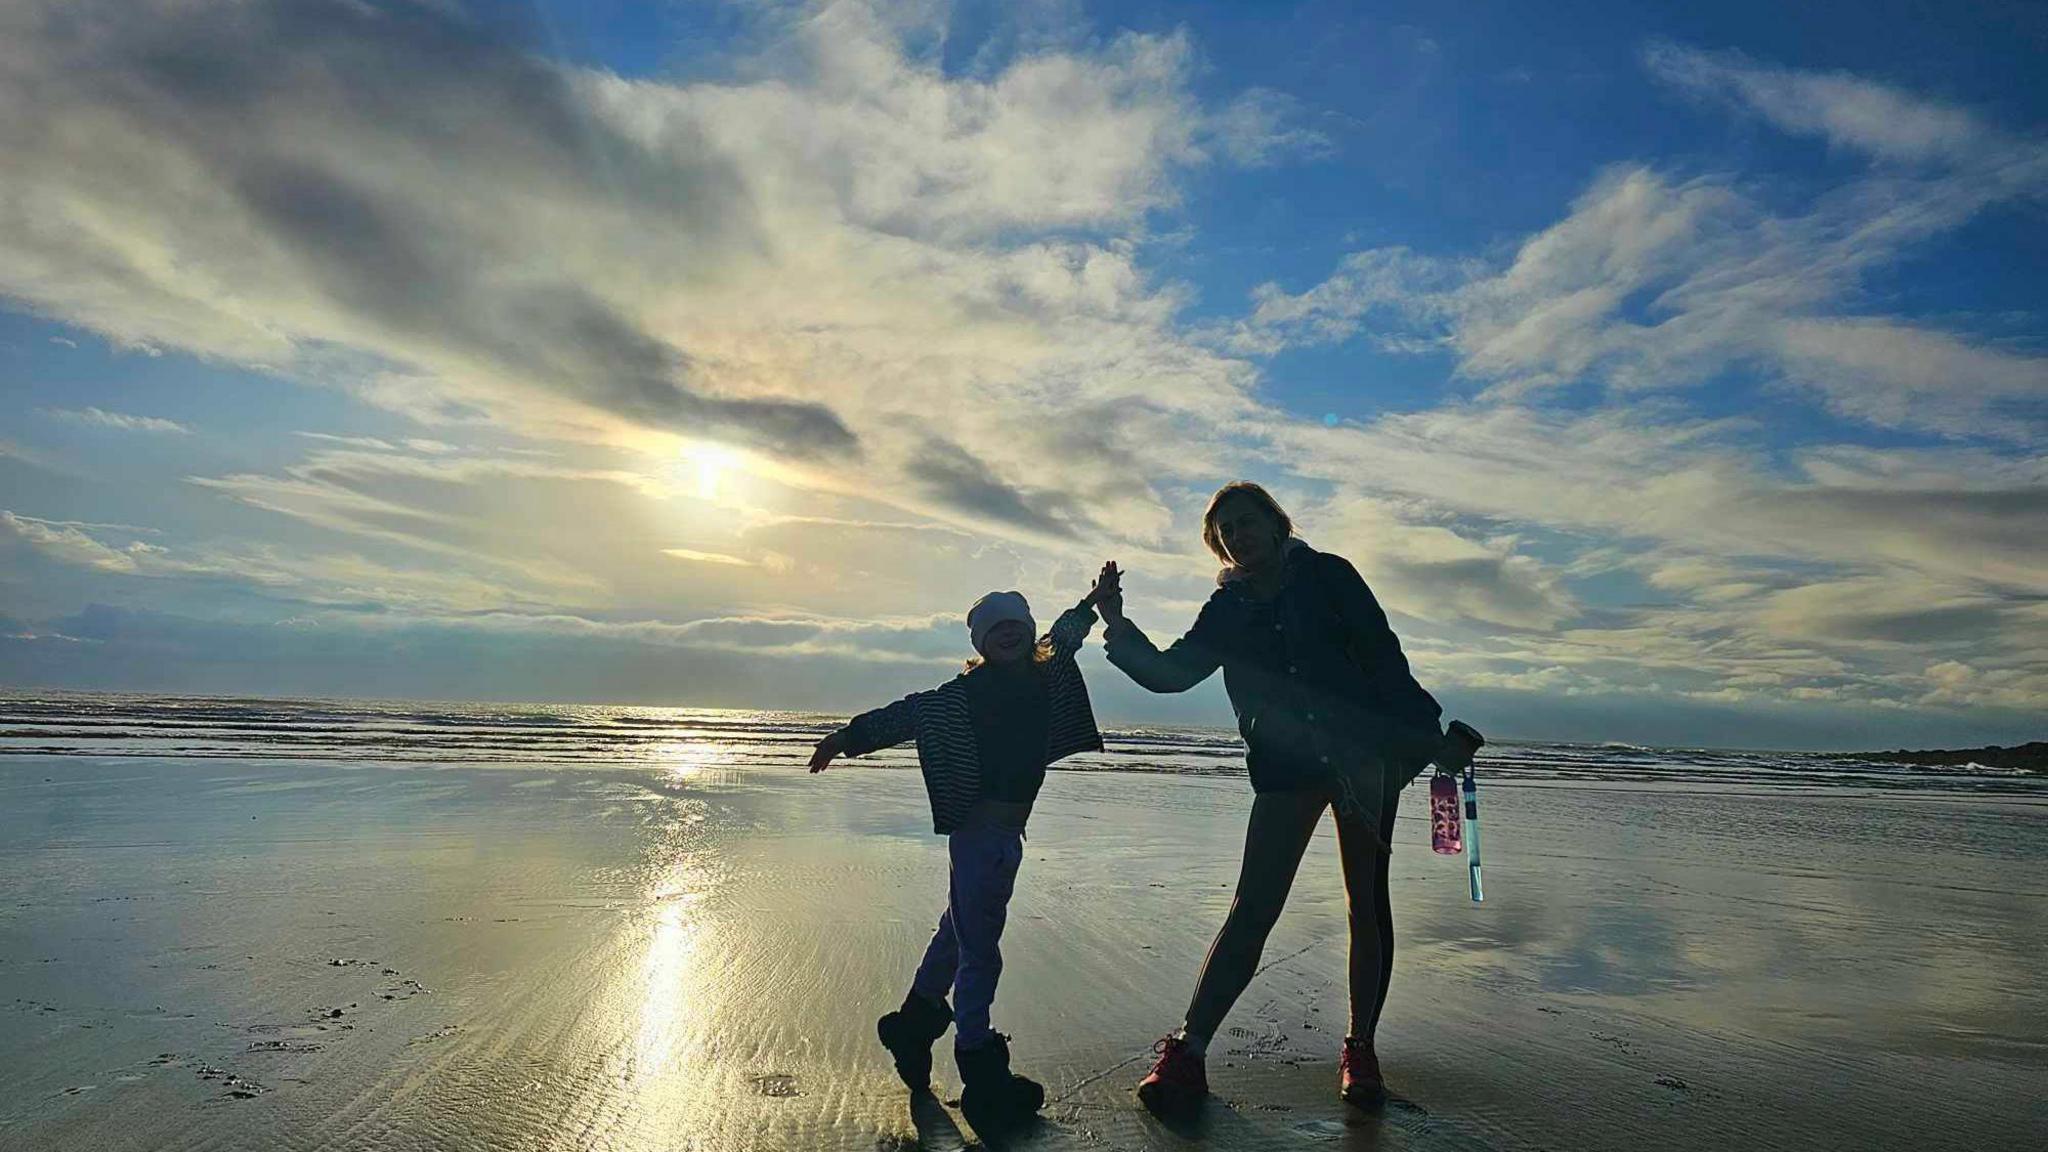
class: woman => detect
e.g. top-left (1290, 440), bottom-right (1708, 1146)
top-left (1095, 481), bottom-right (1445, 1115)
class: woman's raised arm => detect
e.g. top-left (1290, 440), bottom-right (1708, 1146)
top-left (1098, 563), bottom-right (1224, 693)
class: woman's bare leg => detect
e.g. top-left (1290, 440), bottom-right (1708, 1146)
top-left (1180, 792), bottom-right (1326, 1041)
top-left (1336, 798), bottom-right (1401, 1037)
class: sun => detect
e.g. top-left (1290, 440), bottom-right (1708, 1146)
top-left (685, 443), bottom-right (740, 501)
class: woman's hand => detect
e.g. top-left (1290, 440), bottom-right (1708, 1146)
top-left (808, 729), bottom-right (847, 773)
top-left (1091, 561), bottom-right (1124, 625)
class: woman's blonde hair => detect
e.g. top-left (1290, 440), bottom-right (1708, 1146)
top-left (1200, 480), bottom-right (1294, 563)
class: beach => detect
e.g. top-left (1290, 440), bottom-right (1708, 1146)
top-left (2, 705), bottom-right (2044, 1151)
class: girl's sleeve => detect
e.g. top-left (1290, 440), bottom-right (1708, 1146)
top-left (1045, 599), bottom-right (1100, 661)
top-left (1104, 597), bottom-right (1224, 693)
top-left (840, 694), bottom-right (918, 757)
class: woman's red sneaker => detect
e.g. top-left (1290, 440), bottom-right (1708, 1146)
top-left (1339, 1036), bottom-right (1386, 1109)
top-left (1135, 1034), bottom-right (1208, 1116)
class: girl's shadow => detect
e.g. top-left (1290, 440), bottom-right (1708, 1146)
top-left (907, 1089), bottom-right (1053, 1151)
top-left (908, 1090), bottom-right (971, 1150)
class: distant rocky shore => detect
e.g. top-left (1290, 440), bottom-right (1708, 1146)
top-left (1846, 742), bottom-right (2047, 773)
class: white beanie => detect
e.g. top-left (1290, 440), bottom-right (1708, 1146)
top-left (967, 590), bottom-right (1035, 653)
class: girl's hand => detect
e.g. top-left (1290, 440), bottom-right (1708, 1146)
top-left (808, 730), bottom-right (847, 773)
top-left (1091, 561), bottom-right (1124, 624)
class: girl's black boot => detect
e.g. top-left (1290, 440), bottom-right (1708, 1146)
top-left (957, 1033), bottom-right (1044, 1132)
top-left (876, 991), bottom-right (953, 1090)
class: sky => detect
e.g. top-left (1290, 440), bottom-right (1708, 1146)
top-left (1, 0), bottom-right (2043, 750)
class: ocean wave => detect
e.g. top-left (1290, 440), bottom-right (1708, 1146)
top-left (1, 690), bottom-right (2040, 797)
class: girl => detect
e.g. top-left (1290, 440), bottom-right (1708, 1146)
top-left (806, 583), bottom-right (1107, 1131)
top-left (1095, 481), bottom-right (1449, 1115)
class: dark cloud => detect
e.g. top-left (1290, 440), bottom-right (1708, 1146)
top-left (0, 604), bottom-right (959, 710)
top-left (904, 436), bottom-right (1077, 538)
top-left (1376, 553), bottom-right (1571, 630)
top-left (1787, 598), bottom-right (2032, 646)
top-left (1756, 484), bottom-right (2048, 590)
top-left (1, 0), bottom-right (857, 458)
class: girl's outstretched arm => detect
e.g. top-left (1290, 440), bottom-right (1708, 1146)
top-left (844, 695), bottom-right (919, 752)
top-left (809, 694), bottom-right (920, 772)
top-left (1044, 605), bottom-right (1098, 660)
top-left (1044, 599), bottom-right (1100, 661)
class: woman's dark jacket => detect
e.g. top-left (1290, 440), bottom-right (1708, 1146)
top-left (1104, 543), bottom-right (1441, 799)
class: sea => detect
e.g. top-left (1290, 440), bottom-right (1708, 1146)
top-left (2, 690), bottom-right (2038, 797)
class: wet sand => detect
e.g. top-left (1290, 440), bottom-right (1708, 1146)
top-left (1, 756), bottom-right (2042, 1151)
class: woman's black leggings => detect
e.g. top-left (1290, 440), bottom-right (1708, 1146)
top-left (1181, 789), bottom-right (1400, 1041)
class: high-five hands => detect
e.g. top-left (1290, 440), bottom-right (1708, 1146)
top-left (1090, 561), bottom-right (1124, 625)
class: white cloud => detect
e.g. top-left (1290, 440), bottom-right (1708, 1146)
top-left (1304, 495), bottom-right (1578, 630)
top-left (294, 432), bottom-right (402, 451)
top-left (662, 548), bottom-right (756, 567)
top-left (0, 9), bottom-right (2040, 727)
top-left (1220, 247), bottom-right (1465, 355)
top-left (1643, 43), bottom-right (1995, 165)
top-left (45, 406), bottom-right (192, 434)
top-left (2, 510), bottom-right (147, 571)
top-left (1205, 87), bottom-right (1333, 167)
top-left (1246, 165), bottom-right (2046, 441)
top-left (1775, 319), bottom-right (2048, 437)
top-left (0, 0), bottom-right (1296, 552)
top-left (377, 608), bottom-right (967, 667)
top-left (1235, 50), bottom-right (2047, 444)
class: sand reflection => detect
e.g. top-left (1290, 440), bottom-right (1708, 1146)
top-left (593, 813), bottom-right (732, 1143)
top-left (633, 883), bottom-right (707, 1082)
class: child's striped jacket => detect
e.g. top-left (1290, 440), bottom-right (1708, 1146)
top-left (839, 602), bottom-right (1104, 834)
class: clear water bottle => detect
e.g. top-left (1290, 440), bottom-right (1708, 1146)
top-left (1430, 772), bottom-right (1462, 855)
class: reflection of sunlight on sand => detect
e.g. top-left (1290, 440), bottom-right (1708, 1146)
top-left (574, 818), bottom-right (733, 1144)
top-left (633, 883), bottom-right (706, 1082)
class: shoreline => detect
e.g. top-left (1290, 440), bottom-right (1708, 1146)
top-left (3, 686), bottom-right (2040, 761)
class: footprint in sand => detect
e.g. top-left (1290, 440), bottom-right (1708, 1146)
top-left (1589, 1031), bottom-right (1636, 1055)
top-left (195, 1064), bottom-right (267, 1099)
top-left (247, 1040), bottom-right (323, 1054)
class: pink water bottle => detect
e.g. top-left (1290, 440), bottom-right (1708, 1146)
top-left (1430, 772), bottom-right (1462, 855)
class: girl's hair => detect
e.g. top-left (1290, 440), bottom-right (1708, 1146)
top-left (962, 637), bottom-right (1055, 675)
top-left (1200, 480), bottom-right (1294, 563)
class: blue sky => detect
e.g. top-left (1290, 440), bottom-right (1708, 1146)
top-left (2, 0), bottom-right (2043, 749)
